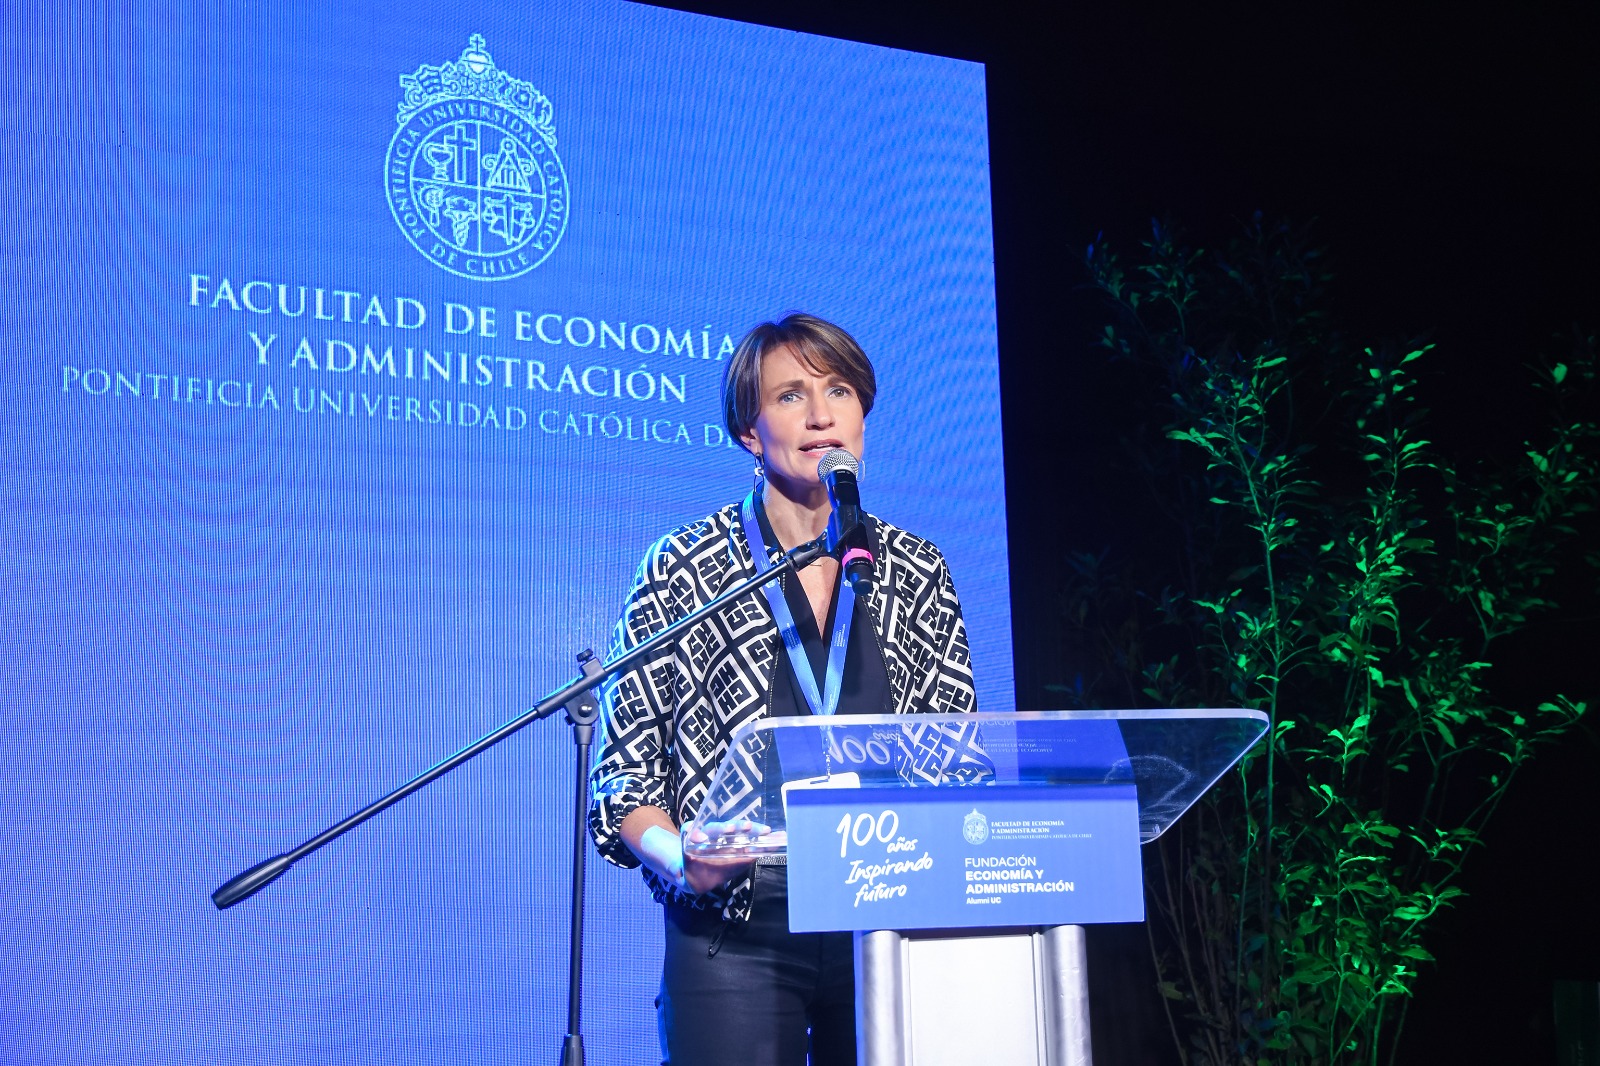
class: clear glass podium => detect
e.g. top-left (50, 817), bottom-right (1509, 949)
top-left (686, 710), bottom-right (1268, 1066)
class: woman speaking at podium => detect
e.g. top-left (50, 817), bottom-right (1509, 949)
top-left (588, 313), bottom-right (978, 1065)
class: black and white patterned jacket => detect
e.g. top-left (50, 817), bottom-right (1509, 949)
top-left (587, 499), bottom-right (979, 920)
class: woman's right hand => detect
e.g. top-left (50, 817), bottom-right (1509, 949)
top-left (678, 819), bottom-right (767, 894)
top-left (622, 806), bottom-right (767, 895)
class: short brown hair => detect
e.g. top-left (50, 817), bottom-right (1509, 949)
top-left (721, 313), bottom-right (877, 451)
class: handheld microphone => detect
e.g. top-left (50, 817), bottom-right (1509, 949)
top-left (817, 449), bottom-right (874, 596)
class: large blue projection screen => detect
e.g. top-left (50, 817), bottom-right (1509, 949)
top-left (0, 1), bottom-right (1008, 1061)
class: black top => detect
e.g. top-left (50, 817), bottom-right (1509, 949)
top-left (753, 496), bottom-right (892, 718)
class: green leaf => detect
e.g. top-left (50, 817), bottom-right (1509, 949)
top-left (1552, 362), bottom-right (1568, 384)
top-left (1400, 678), bottom-right (1420, 710)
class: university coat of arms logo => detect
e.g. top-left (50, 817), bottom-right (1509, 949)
top-left (963, 808), bottom-right (990, 845)
top-left (385, 34), bottom-right (569, 280)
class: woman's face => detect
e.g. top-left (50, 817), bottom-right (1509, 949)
top-left (739, 344), bottom-right (866, 498)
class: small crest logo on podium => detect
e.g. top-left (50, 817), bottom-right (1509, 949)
top-left (962, 808), bottom-right (990, 845)
top-left (385, 34), bottom-right (569, 281)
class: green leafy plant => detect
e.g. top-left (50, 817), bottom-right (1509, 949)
top-left (1065, 218), bottom-right (1596, 1064)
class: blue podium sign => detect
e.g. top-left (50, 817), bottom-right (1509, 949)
top-left (784, 784), bottom-right (1145, 933)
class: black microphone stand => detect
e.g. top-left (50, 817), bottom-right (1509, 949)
top-left (212, 531), bottom-right (836, 1066)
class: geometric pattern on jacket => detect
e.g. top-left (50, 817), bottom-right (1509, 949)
top-left (587, 498), bottom-right (981, 921)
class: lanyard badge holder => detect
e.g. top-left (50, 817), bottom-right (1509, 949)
top-left (741, 491), bottom-right (869, 808)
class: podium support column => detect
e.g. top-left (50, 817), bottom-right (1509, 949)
top-left (855, 930), bottom-right (907, 1064)
top-left (1041, 924), bottom-right (1092, 1066)
top-left (854, 925), bottom-right (1092, 1066)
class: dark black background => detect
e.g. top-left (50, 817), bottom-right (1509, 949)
top-left (647, 2), bottom-right (1599, 1060)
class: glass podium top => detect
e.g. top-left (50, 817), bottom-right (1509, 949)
top-left (684, 709), bottom-right (1267, 857)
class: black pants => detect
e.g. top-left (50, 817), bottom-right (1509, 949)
top-left (659, 865), bottom-right (856, 1066)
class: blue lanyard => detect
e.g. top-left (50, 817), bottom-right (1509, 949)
top-left (741, 491), bottom-right (855, 717)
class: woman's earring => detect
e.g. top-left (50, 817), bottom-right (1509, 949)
top-left (752, 452), bottom-right (765, 490)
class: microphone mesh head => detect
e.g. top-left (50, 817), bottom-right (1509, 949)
top-left (816, 448), bottom-right (859, 482)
